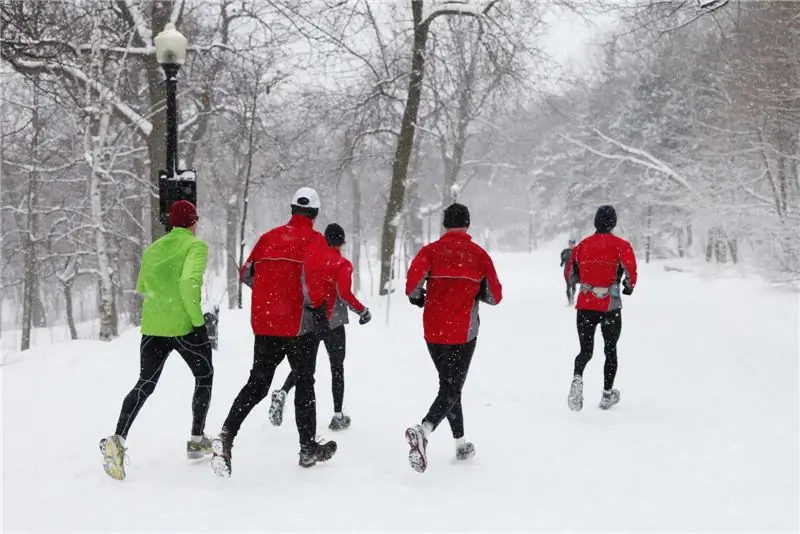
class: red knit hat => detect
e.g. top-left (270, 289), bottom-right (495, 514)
top-left (169, 200), bottom-right (198, 228)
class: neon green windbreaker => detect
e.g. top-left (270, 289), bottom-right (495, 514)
top-left (136, 227), bottom-right (208, 337)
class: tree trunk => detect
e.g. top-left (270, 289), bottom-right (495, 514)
top-left (379, 1), bottom-right (431, 295)
top-left (87, 92), bottom-right (117, 341)
top-left (20, 76), bottom-right (42, 351)
top-left (226, 196), bottom-right (239, 309)
top-left (236, 82), bottom-right (259, 309)
top-left (645, 205), bottom-right (652, 264)
top-left (350, 166), bottom-right (363, 294)
top-left (64, 281), bottom-right (78, 340)
top-left (407, 129), bottom-right (425, 256)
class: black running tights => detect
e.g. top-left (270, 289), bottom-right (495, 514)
top-left (282, 326), bottom-right (346, 413)
top-left (573, 309), bottom-right (621, 391)
top-left (115, 333), bottom-right (214, 439)
top-left (222, 334), bottom-right (318, 447)
top-left (422, 339), bottom-right (476, 440)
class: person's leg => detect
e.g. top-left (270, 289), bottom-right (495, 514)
top-left (421, 339), bottom-right (476, 435)
top-left (285, 334), bottom-right (319, 448)
top-left (325, 326), bottom-right (347, 414)
top-left (600, 310), bottom-right (622, 391)
top-left (270, 334), bottom-right (322, 427)
top-left (287, 333), bottom-right (337, 467)
top-left (114, 336), bottom-right (172, 439)
top-left (568, 311), bottom-right (602, 411)
top-left (174, 333), bottom-right (214, 438)
top-left (280, 370), bottom-right (298, 393)
top-left (573, 310), bottom-right (602, 377)
top-left (102, 336), bottom-right (171, 479)
top-left (221, 335), bottom-right (283, 440)
top-left (212, 336), bottom-right (285, 477)
top-left (405, 340), bottom-right (476, 472)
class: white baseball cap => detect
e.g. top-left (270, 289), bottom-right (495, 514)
top-left (291, 187), bottom-right (321, 209)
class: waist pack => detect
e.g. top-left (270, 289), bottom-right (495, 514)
top-left (580, 283), bottom-right (620, 299)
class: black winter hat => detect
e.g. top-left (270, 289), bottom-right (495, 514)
top-left (324, 223), bottom-right (345, 246)
top-left (594, 205), bottom-right (617, 233)
top-left (443, 203), bottom-right (470, 229)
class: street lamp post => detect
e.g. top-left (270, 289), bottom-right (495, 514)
top-left (153, 24), bottom-right (217, 348)
top-left (154, 23), bottom-right (196, 228)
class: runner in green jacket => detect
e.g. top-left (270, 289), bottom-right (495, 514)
top-left (100, 201), bottom-right (215, 480)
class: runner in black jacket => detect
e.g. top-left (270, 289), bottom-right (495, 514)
top-left (560, 239), bottom-right (577, 305)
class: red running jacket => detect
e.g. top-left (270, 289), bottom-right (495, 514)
top-left (564, 232), bottom-right (638, 312)
top-left (305, 246), bottom-right (365, 329)
top-left (240, 215), bottom-right (327, 337)
top-left (406, 231), bottom-right (503, 345)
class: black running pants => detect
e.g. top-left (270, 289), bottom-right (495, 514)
top-left (222, 333), bottom-right (318, 446)
top-left (115, 333), bottom-right (214, 439)
top-left (573, 309), bottom-right (622, 390)
top-left (282, 326), bottom-right (347, 413)
top-left (422, 339), bottom-right (476, 439)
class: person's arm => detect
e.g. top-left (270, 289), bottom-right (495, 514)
top-left (564, 244), bottom-right (580, 285)
top-left (180, 240), bottom-right (209, 327)
top-left (239, 236), bottom-right (264, 288)
top-left (303, 258), bottom-right (327, 310)
top-left (336, 261), bottom-right (366, 313)
top-left (620, 241), bottom-right (638, 294)
top-left (405, 246), bottom-right (431, 302)
top-left (135, 264), bottom-right (146, 295)
top-left (477, 252), bottom-right (503, 305)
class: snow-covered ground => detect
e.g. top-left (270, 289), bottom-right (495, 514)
top-left (2, 245), bottom-right (798, 532)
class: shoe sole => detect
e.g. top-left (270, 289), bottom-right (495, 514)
top-left (299, 442), bottom-right (337, 468)
top-left (100, 439), bottom-right (125, 481)
top-left (599, 392), bottom-right (620, 410)
top-left (187, 449), bottom-right (212, 460)
top-left (210, 438), bottom-right (231, 478)
top-left (568, 382), bottom-right (583, 412)
top-left (456, 448), bottom-right (476, 461)
top-left (328, 419), bottom-right (351, 431)
top-left (268, 391), bottom-right (285, 427)
top-left (405, 427), bottom-right (427, 473)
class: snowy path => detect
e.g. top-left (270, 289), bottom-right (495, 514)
top-left (3, 248), bottom-right (798, 532)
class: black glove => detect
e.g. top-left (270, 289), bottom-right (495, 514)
top-left (358, 308), bottom-right (372, 325)
top-left (308, 306), bottom-right (330, 333)
top-left (192, 324), bottom-right (210, 345)
top-left (621, 280), bottom-right (633, 296)
top-left (409, 288), bottom-right (426, 308)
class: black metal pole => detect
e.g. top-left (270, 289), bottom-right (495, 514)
top-left (163, 63), bottom-right (180, 178)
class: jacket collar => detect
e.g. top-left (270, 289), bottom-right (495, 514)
top-left (441, 230), bottom-right (472, 242)
top-left (170, 227), bottom-right (193, 236)
top-left (287, 214), bottom-right (315, 228)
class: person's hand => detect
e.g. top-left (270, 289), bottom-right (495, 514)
top-left (308, 306), bottom-right (330, 333)
top-left (358, 308), bottom-right (372, 325)
top-left (622, 281), bottom-right (634, 296)
top-left (192, 324), bottom-right (210, 344)
top-left (409, 289), bottom-right (426, 308)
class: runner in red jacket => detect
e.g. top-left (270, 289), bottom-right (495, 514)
top-left (270, 223), bottom-right (371, 433)
top-left (403, 203), bottom-right (502, 474)
top-left (564, 205), bottom-right (637, 412)
top-left (211, 187), bottom-right (337, 478)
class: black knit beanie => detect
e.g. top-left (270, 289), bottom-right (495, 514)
top-left (594, 205), bottom-right (617, 233)
top-left (443, 203), bottom-right (470, 229)
top-left (324, 223), bottom-right (345, 246)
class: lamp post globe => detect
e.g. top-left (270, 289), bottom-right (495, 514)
top-left (154, 22), bottom-right (187, 66)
